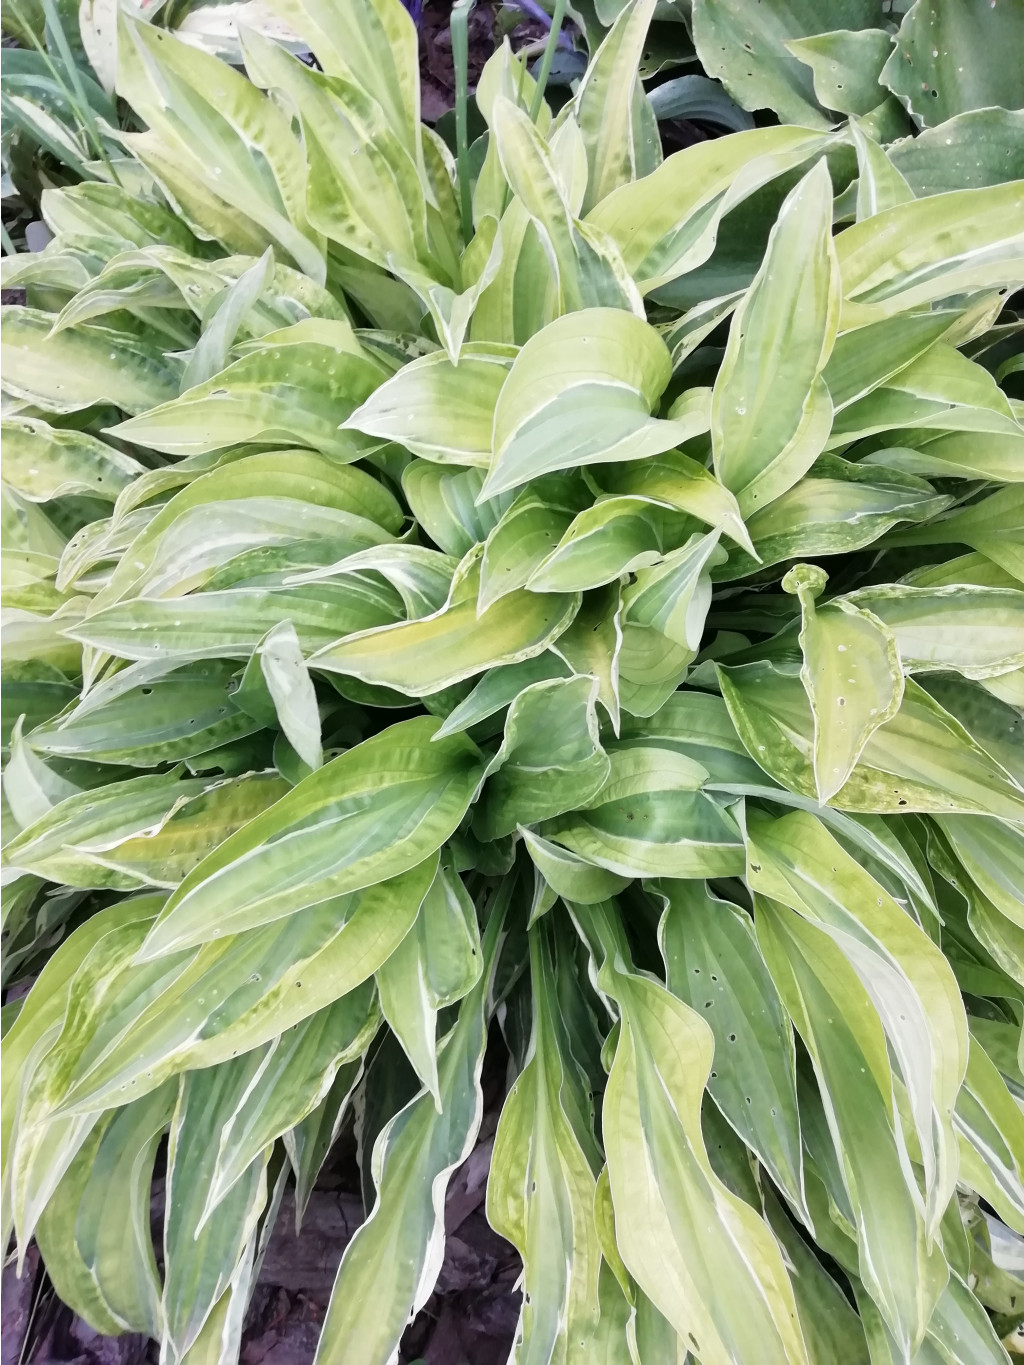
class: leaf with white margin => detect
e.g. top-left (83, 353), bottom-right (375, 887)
top-left (835, 181), bottom-right (1024, 329)
top-left (1, 418), bottom-right (145, 503)
top-left (160, 1065), bottom-right (270, 1361)
top-left (747, 808), bottom-right (968, 1239)
top-left (198, 997), bottom-right (367, 1225)
top-left (953, 1034), bottom-right (1024, 1235)
top-left (35, 1082), bottom-right (173, 1338)
top-left (486, 922), bottom-right (608, 1364)
top-left (586, 123), bottom-right (836, 294)
top-left (313, 900), bottom-right (505, 1365)
top-left (658, 879), bottom-right (807, 1221)
top-left (489, 96), bottom-right (643, 323)
top-left (117, 17), bottom-right (325, 283)
top-left (483, 309), bottom-right (707, 499)
top-left (588, 446), bottom-right (756, 559)
top-left (783, 563), bottom-right (903, 803)
top-left (135, 717), bottom-right (485, 957)
top-left (712, 160), bottom-right (839, 517)
top-left (574, 0), bottom-right (660, 214)
top-left (474, 675), bottom-right (611, 842)
top-left (843, 585), bottom-right (1024, 681)
top-left (755, 893), bottom-right (949, 1355)
top-left (376, 859), bottom-right (482, 1106)
top-left (519, 826), bottom-right (630, 907)
top-left (308, 547), bottom-right (579, 697)
top-left (577, 900), bottom-right (811, 1365)
top-left (344, 343), bottom-right (516, 466)
top-left (239, 620), bottom-right (322, 771)
top-left (543, 746), bottom-right (745, 880)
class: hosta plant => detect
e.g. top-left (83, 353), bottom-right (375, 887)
top-left (2, 1), bottom-right (1024, 1363)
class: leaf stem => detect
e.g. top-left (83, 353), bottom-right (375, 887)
top-left (529, 0), bottom-right (567, 122)
top-left (451, 0), bottom-right (476, 245)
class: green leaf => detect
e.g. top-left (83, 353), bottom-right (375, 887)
top-left (1, 898), bottom-right (152, 1247)
top-left (344, 342), bottom-right (515, 465)
top-left (748, 808), bottom-right (968, 1237)
top-left (881, 0), bottom-right (1024, 128)
top-left (52, 869), bottom-right (422, 1114)
top-left (658, 880), bottom-right (806, 1218)
top-left (117, 17), bottom-right (325, 282)
top-left (1, 418), bottom-right (145, 502)
top-left (6, 895), bottom-right (166, 1250)
top-left (618, 688), bottom-right (768, 785)
top-left (475, 675), bottom-right (611, 841)
top-left (3, 770), bottom-right (228, 888)
top-left (551, 583), bottom-right (624, 730)
top-left (783, 562), bottom-right (903, 802)
top-left (822, 309), bottom-right (961, 411)
top-left (544, 746), bottom-right (745, 879)
top-left (307, 550), bottom-right (579, 697)
top-left (1, 306), bottom-right (181, 414)
top-left (136, 717), bottom-right (485, 956)
top-left (288, 544), bottom-right (456, 620)
top-left (110, 321), bottom-right (389, 460)
top-left (582, 902), bottom-right (811, 1365)
top-left (101, 448), bottom-right (402, 603)
top-left (889, 108), bottom-right (1024, 195)
top-left (486, 923), bottom-right (608, 1363)
top-left (376, 858), bottom-right (481, 1105)
top-left (692, 0), bottom-right (883, 126)
top-left (829, 342), bottom-right (1020, 445)
top-left (755, 894), bottom-right (949, 1354)
top-left (712, 159), bottom-right (839, 516)
top-left (574, 0), bottom-right (660, 214)
top-left (588, 124), bottom-right (837, 294)
top-left (314, 904), bottom-right (505, 1365)
top-left (848, 119), bottom-right (914, 221)
top-left (889, 486), bottom-right (1024, 583)
top-left (786, 28), bottom-right (894, 118)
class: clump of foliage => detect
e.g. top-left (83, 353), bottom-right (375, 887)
top-left (2, 1), bottom-right (1024, 1363)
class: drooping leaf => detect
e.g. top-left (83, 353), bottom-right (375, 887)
top-left (658, 879), bottom-right (806, 1218)
top-left (581, 901), bottom-right (811, 1365)
top-left (136, 717), bottom-right (485, 957)
top-left (314, 902), bottom-right (506, 1365)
